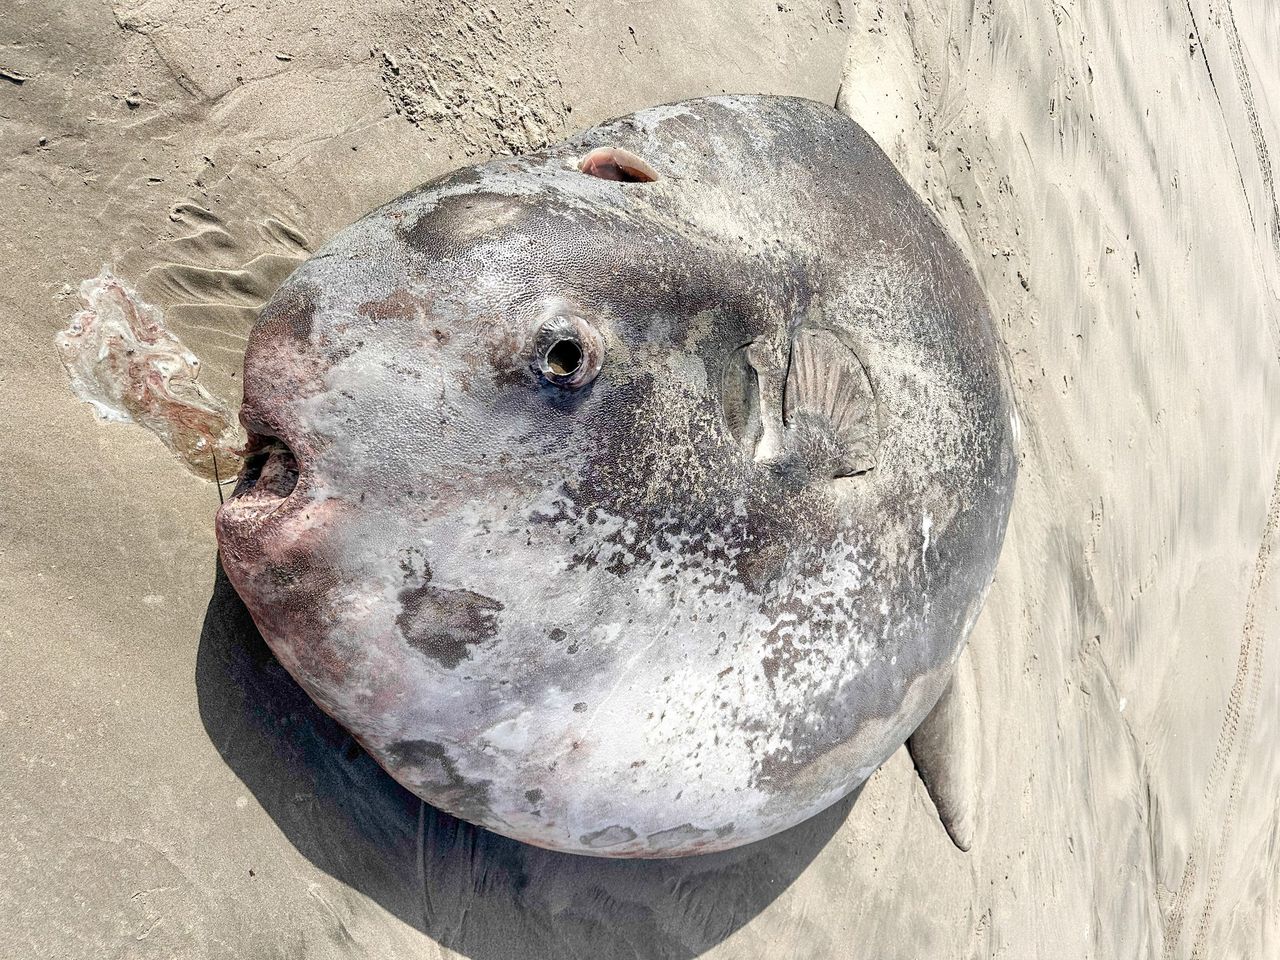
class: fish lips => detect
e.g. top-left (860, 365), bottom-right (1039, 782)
top-left (214, 406), bottom-right (315, 570)
top-left (212, 414), bottom-right (357, 696)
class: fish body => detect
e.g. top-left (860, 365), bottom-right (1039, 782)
top-left (216, 95), bottom-right (1017, 858)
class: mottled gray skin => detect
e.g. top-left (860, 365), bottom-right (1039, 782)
top-left (215, 96), bottom-right (1017, 858)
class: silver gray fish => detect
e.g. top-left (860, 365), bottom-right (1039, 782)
top-left (215, 95), bottom-right (1017, 858)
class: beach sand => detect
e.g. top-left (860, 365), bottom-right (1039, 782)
top-left (1, 1), bottom-right (1276, 957)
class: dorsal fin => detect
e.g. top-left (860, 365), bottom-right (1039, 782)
top-left (782, 329), bottom-right (880, 477)
top-left (906, 647), bottom-right (979, 851)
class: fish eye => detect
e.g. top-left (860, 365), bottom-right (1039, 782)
top-left (531, 315), bottom-right (604, 390)
top-left (546, 339), bottom-right (583, 377)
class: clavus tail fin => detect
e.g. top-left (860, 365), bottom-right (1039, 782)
top-left (907, 647), bottom-right (979, 851)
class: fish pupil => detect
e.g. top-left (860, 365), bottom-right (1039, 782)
top-left (546, 338), bottom-right (583, 377)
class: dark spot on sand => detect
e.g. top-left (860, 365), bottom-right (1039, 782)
top-left (525, 788), bottom-right (543, 803)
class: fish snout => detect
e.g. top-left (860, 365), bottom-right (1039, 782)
top-left (231, 431), bottom-right (300, 501)
top-left (214, 408), bottom-right (311, 570)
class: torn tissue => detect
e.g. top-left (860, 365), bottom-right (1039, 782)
top-left (56, 268), bottom-right (244, 481)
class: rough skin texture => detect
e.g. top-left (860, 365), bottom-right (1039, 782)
top-left (215, 95), bottom-right (1017, 858)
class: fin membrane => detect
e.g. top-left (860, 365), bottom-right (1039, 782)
top-left (721, 344), bottom-right (764, 454)
top-left (783, 329), bottom-right (880, 477)
top-left (906, 648), bottom-right (979, 851)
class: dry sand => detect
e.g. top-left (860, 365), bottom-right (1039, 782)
top-left (1, 1), bottom-right (1277, 957)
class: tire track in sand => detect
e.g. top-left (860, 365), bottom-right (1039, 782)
top-left (1187, 10), bottom-right (1280, 954)
top-left (1219, 0), bottom-right (1280, 262)
top-left (1189, 463), bottom-right (1278, 959)
top-left (1163, 3), bottom-right (1280, 956)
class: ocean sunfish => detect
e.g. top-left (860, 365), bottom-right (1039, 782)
top-left (215, 95), bottom-right (1017, 858)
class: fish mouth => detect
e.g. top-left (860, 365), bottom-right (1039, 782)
top-left (226, 430), bottom-right (300, 509)
top-left (214, 399), bottom-right (319, 576)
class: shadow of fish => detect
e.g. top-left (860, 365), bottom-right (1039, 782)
top-left (215, 95), bottom-right (1017, 858)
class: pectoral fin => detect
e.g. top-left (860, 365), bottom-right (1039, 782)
top-left (906, 647), bottom-right (979, 851)
top-left (782, 328), bottom-right (881, 477)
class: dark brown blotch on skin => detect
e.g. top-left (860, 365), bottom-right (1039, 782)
top-left (646, 823), bottom-right (710, 850)
top-left (254, 282), bottom-right (317, 343)
top-left (735, 541), bottom-right (791, 595)
top-left (402, 181), bottom-right (519, 262)
top-left (385, 739), bottom-right (495, 825)
top-left (548, 366), bottom-right (840, 597)
top-left (486, 322), bottom-right (534, 390)
top-left (358, 287), bottom-right (423, 324)
top-left (396, 568), bottom-right (504, 669)
top-left (580, 824), bottom-right (638, 848)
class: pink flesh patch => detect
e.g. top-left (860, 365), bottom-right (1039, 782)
top-left (577, 147), bottom-right (660, 183)
top-left (56, 267), bottom-right (245, 481)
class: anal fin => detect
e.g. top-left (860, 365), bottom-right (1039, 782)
top-left (907, 646), bottom-right (979, 851)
